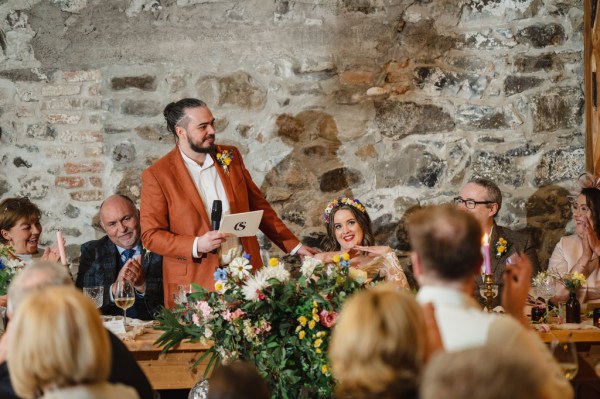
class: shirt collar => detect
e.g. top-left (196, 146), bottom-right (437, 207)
top-left (115, 243), bottom-right (141, 256)
top-left (178, 146), bottom-right (215, 171)
top-left (416, 285), bottom-right (480, 310)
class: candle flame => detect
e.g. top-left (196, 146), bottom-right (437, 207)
top-left (482, 233), bottom-right (489, 245)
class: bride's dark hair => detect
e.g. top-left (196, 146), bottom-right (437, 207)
top-left (322, 204), bottom-right (375, 251)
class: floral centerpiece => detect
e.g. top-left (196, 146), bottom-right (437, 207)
top-left (0, 244), bottom-right (26, 296)
top-left (549, 269), bottom-right (587, 293)
top-left (156, 254), bottom-right (381, 398)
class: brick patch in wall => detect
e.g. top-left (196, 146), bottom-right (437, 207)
top-left (339, 71), bottom-right (373, 85)
top-left (70, 190), bottom-right (104, 202)
top-left (46, 114), bottom-right (81, 124)
top-left (61, 70), bottom-right (102, 82)
top-left (42, 84), bottom-right (82, 97)
top-left (64, 162), bottom-right (104, 174)
top-left (55, 176), bottom-right (85, 188)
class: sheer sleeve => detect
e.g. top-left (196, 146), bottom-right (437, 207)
top-left (382, 252), bottom-right (410, 290)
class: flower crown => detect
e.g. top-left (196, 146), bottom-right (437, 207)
top-left (323, 197), bottom-right (366, 223)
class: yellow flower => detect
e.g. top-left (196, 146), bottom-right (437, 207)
top-left (316, 348), bottom-right (322, 354)
top-left (268, 257), bottom-right (279, 267)
top-left (214, 281), bottom-right (224, 291)
top-left (224, 158), bottom-right (231, 166)
top-left (497, 245), bottom-right (505, 253)
top-left (308, 320), bottom-right (316, 330)
top-left (216, 153), bottom-right (222, 159)
top-left (298, 316), bottom-right (307, 326)
top-left (342, 253), bottom-right (350, 261)
top-left (321, 365), bottom-right (328, 374)
top-left (312, 313), bottom-right (320, 322)
top-left (499, 238), bottom-right (507, 245)
top-left (316, 331), bottom-right (326, 337)
top-left (295, 325), bottom-right (302, 333)
top-left (298, 330), bottom-right (306, 340)
top-left (314, 338), bottom-right (323, 348)
top-left (313, 300), bottom-right (318, 308)
top-left (332, 254), bottom-right (341, 263)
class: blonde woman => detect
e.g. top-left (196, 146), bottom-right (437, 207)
top-left (7, 286), bottom-right (139, 399)
top-left (329, 286), bottom-right (430, 399)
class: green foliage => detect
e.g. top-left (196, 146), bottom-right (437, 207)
top-left (155, 256), bottom-right (381, 398)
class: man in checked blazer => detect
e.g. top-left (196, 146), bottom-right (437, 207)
top-left (455, 178), bottom-right (541, 308)
top-left (76, 194), bottom-right (163, 320)
top-left (141, 98), bottom-right (317, 308)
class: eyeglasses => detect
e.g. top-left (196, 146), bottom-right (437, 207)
top-left (2, 197), bottom-right (31, 214)
top-left (453, 197), bottom-right (495, 209)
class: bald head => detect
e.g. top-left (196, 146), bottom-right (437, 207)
top-left (8, 260), bottom-right (73, 316)
top-left (99, 194), bottom-right (140, 249)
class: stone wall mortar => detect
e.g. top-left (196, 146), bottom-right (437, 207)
top-left (0, 0), bottom-right (586, 268)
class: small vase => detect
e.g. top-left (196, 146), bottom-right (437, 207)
top-left (565, 291), bottom-right (581, 323)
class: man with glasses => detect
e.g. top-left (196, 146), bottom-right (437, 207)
top-left (454, 178), bottom-right (540, 307)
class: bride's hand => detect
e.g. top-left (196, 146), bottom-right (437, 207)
top-left (353, 245), bottom-right (392, 257)
top-left (585, 217), bottom-right (600, 257)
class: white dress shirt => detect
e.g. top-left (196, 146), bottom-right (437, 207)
top-left (417, 285), bottom-right (573, 399)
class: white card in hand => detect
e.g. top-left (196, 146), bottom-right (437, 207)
top-left (219, 210), bottom-right (263, 237)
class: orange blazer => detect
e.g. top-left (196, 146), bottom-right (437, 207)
top-left (140, 145), bottom-right (300, 308)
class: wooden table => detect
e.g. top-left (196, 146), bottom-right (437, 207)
top-left (124, 328), bottom-right (211, 390)
top-left (537, 328), bottom-right (600, 343)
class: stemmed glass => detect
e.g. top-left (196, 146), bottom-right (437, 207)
top-left (537, 276), bottom-right (556, 321)
top-left (114, 281), bottom-right (135, 330)
top-left (83, 286), bottom-right (104, 309)
top-left (551, 341), bottom-right (579, 380)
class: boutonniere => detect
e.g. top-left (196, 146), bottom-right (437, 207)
top-left (143, 247), bottom-right (152, 261)
top-left (215, 149), bottom-right (234, 173)
top-left (494, 237), bottom-right (510, 258)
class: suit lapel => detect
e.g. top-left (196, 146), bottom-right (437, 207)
top-left (212, 149), bottom-right (236, 213)
top-left (169, 148), bottom-right (211, 222)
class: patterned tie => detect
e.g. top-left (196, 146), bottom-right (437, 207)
top-left (122, 249), bottom-right (135, 265)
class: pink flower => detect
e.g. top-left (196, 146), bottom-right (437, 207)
top-left (192, 313), bottom-right (201, 327)
top-left (222, 308), bottom-right (245, 322)
top-left (197, 301), bottom-right (212, 319)
top-left (319, 310), bottom-right (338, 328)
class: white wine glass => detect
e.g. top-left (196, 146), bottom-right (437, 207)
top-left (83, 286), bottom-right (104, 309)
top-left (551, 341), bottom-right (579, 381)
top-left (537, 276), bottom-right (556, 320)
top-left (114, 281), bottom-right (135, 330)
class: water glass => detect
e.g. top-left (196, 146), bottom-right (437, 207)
top-left (83, 286), bottom-right (104, 309)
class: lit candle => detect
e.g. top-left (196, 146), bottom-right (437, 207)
top-left (482, 233), bottom-right (491, 275)
top-left (56, 230), bottom-right (67, 266)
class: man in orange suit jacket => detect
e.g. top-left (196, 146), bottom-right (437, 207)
top-left (141, 98), bottom-right (317, 307)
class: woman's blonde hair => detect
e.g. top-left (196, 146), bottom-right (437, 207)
top-left (8, 286), bottom-right (110, 399)
top-left (329, 285), bottom-right (425, 399)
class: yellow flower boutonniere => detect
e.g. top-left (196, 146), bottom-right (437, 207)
top-left (494, 237), bottom-right (510, 258)
top-left (215, 149), bottom-right (234, 173)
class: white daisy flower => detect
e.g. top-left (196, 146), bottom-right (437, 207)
top-left (228, 256), bottom-right (252, 280)
top-left (300, 256), bottom-right (323, 278)
top-left (241, 270), bottom-right (269, 301)
top-left (220, 245), bottom-right (243, 265)
top-left (263, 264), bottom-right (290, 283)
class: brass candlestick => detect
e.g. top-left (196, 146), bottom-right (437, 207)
top-left (483, 273), bottom-right (495, 312)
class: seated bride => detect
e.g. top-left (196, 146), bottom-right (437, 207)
top-left (313, 197), bottom-right (409, 289)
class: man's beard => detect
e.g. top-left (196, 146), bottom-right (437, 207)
top-left (187, 134), bottom-right (216, 154)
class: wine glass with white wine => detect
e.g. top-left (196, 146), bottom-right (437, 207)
top-left (114, 281), bottom-right (135, 330)
top-left (551, 341), bottom-right (579, 381)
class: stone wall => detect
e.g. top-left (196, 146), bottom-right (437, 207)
top-left (0, 0), bottom-right (585, 269)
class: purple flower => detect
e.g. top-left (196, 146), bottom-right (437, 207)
top-left (213, 268), bottom-right (228, 281)
top-left (243, 253), bottom-right (251, 261)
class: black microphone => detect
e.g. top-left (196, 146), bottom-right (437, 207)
top-left (211, 200), bottom-right (222, 254)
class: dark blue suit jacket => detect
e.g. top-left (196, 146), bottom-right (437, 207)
top-left (76, 235), bottom-right (164, 320)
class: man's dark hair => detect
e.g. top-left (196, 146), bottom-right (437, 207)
top-left (163, 98), bottom-right (208, 138)
top-left (468, 177), bottom-right (503, 213)
top-left (408, 204), bottom-right (483, 280)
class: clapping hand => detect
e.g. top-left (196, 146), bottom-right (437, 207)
top-left (584, 217), bottom-right (600, 258)
top-left (116, 255), bottom-right (145, 294)
top-left (501, 252), bottom-right (533, 326)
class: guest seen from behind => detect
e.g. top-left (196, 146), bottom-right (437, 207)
top-left (7, 286), bottom-right (139, 399)
top-left (0, 260), bottom-right (153, 399)
top-left (409, 204), bottom-right (572, 399)
top-left (549, 174), bottom-right (600, 304)
top-left (207, 361), bottom-right (270, 399)
top-left (141, 98), bottom-right (317, 308)
top-left (76, 194), bottom-right (163, 320)
top-left (313, 197), bottom-right (409, 289)
top-left (455, 178), bottom-right (540, 306)
top-left (329, 285), bottom-right (432, 399)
